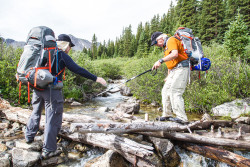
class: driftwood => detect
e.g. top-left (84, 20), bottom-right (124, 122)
top-left (70, 120), bottom-right (233, 133)
top-left (177, 142), bottom-right (250, 167)
top-left (139, 131), bottom-right (250, 150)
top-left (64, 132), bottom-right (162, 167)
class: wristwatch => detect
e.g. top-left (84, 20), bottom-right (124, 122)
top-left (158, 58), bottom-right (164, 64)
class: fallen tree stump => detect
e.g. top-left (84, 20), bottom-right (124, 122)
top-left (177, 142), bottom-right (250, 167)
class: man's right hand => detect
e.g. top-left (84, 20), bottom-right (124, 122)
top-left (152, 60), bottom-right (161, 70)
top-left (96, 77), bottom-right (107, 86)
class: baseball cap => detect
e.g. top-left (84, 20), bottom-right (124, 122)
top-left (57, 34), bottom-right (75, 47)
top-left (151, 32), bottom-right (163, 46)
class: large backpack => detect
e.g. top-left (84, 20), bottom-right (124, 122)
top-left (16, 26), bottom-right (58, 103)
top-left (174, 27), bottom-right (211, 72)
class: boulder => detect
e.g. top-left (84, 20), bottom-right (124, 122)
top-left (235, 117), bottom-right (250, 125)
top-left (41, 156), bottom-right (66, 166)
top-left (0, 143), bottom-right (7, 152)
top-left (71, 101), bottom-right (82, 106)
top-left (0, 154), bottom-right (11, 167)
top-left (97, 107), bottom-right (110, 113)
top-left (15, 140), bottom-right (43, 152)
top-left (84, 150), bottom-right (129, 167)
top-left (0, 123), bottom-right (9, 130)
top-left (120, 86), bottom-right (133, 96)
top-left (148, 137), bottom-right (181, 167)
top-left (12, 147), bottom-right (40, 167)
top-left (211, 98), bottom-right (250, 119)
top-left (115, 101), bottom-right (140, 114)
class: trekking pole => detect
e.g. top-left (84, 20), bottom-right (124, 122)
top-left (95, 69), bottom-right (157, 97)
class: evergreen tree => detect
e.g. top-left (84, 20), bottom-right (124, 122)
top-left (199, 0), bottom-right (224, 44)
top-left (162, 1), bottom-right (176, 35)
top-left (150, 14), bottom-right (160, 35)
top-left (114, 38), bottom-right (120, 57)
top-left (97, 43), bottom-right (103, 59)
top-left (136, 30), bottom-right (149, 58)
top-left (179, 0), bottom-right (198, 33)
top-left (91, 34), bottom-right (98, 59)
top-left (123, 25), bottom-right (134, 57)
top-left (224, 11), bottom-right (249, 60)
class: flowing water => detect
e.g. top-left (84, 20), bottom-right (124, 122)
top-left (63, 82), bottom-right (250, 166)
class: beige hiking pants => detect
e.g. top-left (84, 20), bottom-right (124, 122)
top-left (162, 67), bottom-right (189, 121)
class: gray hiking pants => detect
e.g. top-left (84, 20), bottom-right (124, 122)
top-left (25, 88), bottom-right (64, 152)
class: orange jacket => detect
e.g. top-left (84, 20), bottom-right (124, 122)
top-left (164, 37), bottom-right (188, 69)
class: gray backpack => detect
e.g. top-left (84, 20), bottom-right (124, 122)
top-left (174, 27), bottom-right (204, 64)
top-left (16, 26), bottom-right (57, 102)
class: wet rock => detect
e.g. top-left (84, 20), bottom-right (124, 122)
top-left (12, 147), bottom-right (40, 167)
top-left (120, 86), bottom-right (133, 96)
top-left (149, 137), bottom-right (181, 167)
top-left (0, 154), bottom-right (11, 167)
top-left (71, 101), bottom-right (82, 106)
top-left (0, 143), bottom-right (7, 152)
top-left (11, 122), bottom-right (21, 130)
top-left (68, 152), bottom-right (82, 159)
top-left (201, 113), bottom-right (213, 121)
top-left (64, 98), bottom-right (74, 103)
top-left (74, 143), bottom-right (88, 152)
top-left (5, 141), bottom-right (15, 149)
top-left (115, 101), bottom-right (140, 114)
top-left (41, 156), bottom-right (66, 166)
top-left (85, 150), bottom-right (129, 167)
top-left (3, 130), bottom-right (12, 137)
top-left (235, 117), bottom-right (250, 125)
top-left (150, 101), bottom-right (160, 107)
top-left (211, 98), bottom-right (249, 119)
top-left (0, 123), bottom-right (9, 130)
top-left (97, 107), bottom-right (110, 113)
top-left (15, 140), bottom-right (43, 151)
top-left (107, 79), bottom-right (114, 83)
top-left (59, 140), bottom-right (70, 148)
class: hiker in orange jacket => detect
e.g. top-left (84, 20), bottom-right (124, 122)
top-left (151, 32), bottom-right (190, 124)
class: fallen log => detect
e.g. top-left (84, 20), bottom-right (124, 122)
top-left (139, 131), bottom-right (250, 150)
top-left (70, 120), bottom-right (233, 134)
top-left (177, 142), bottom-right (250, 167)
top-left (64, 132), bottom-right (162, 167)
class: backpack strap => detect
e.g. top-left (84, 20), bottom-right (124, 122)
top-left (44, 47), bottom-right (56, 72)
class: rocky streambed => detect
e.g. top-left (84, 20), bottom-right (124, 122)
top-left (0, 80), bottom-right (249, 167)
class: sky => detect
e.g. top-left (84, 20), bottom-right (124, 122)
top-left (0, 0), bottom-right (172, 43)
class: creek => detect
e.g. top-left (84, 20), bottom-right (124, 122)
top-left (62, 81), bottom-right (250, 167)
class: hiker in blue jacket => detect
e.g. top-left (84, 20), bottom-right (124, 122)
top-left (25, 34), bottom-right (107, 159)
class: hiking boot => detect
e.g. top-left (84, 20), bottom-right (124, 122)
top-left (25, 138), bottom-right (34, 144)
top-left (156, 116), bottom-right (174, 121)
top-left (40, 149), bottom-right (62, 160)
top-left (169, 117), bottom-right (189, 125)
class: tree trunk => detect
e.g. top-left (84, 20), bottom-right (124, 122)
top-left (139, 131), bottom-right (250, 150)
top-left (177, 142), bottom-right (250, 167)
top-left (62, 132), bottom-right (162, 166)
top-left (70, 120), bottom-right (233, 134)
